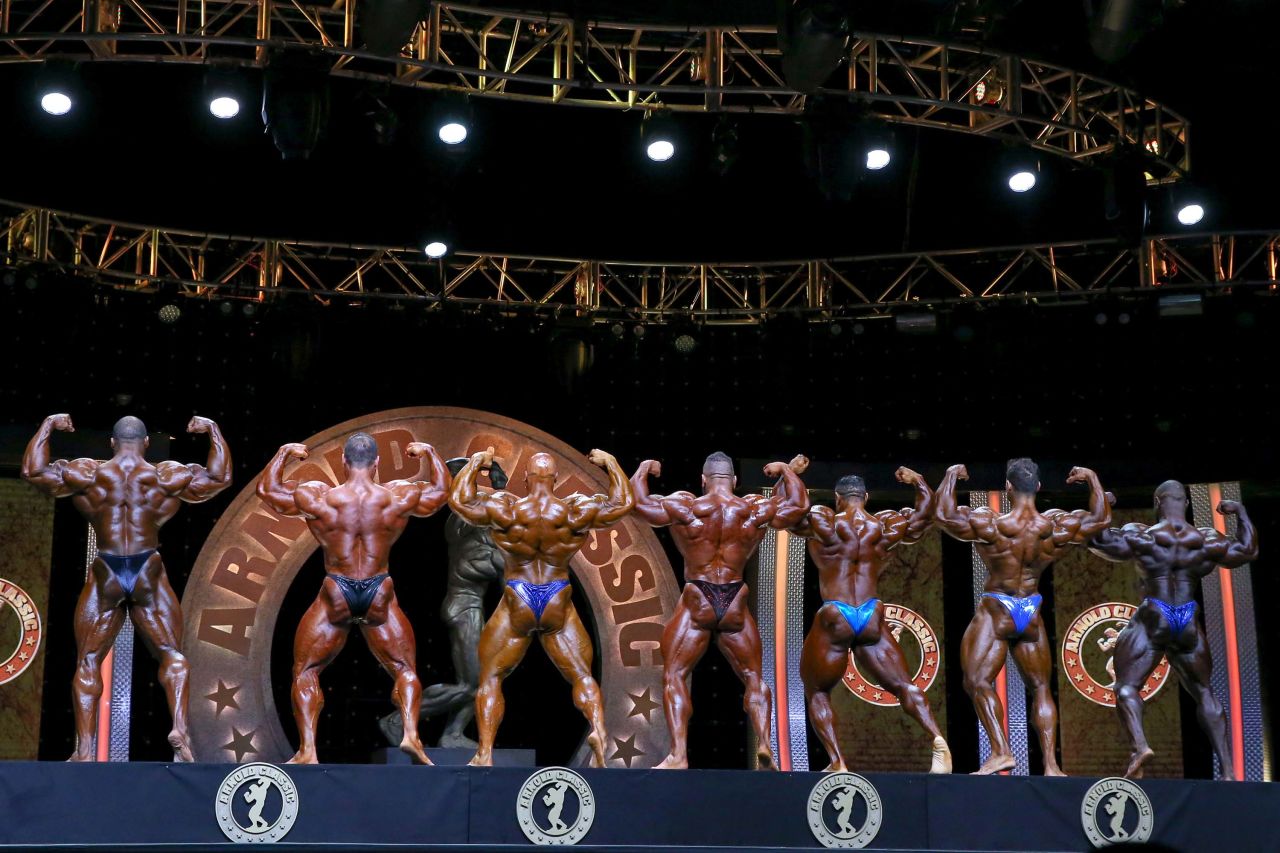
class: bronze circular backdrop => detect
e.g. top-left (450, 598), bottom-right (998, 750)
top-left (181, 407), bottom-right (679, 767)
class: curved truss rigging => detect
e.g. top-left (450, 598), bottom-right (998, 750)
top-left (0, 1), bottom-right (1188, 176)
top-left (4, 201), bottom-right (1273, 325)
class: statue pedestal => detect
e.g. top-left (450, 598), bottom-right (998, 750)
top-left (369, 747), bottom-right (536, 766)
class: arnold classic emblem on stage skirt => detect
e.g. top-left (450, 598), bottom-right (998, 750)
top-left (1061, 603), bottom-right (1171, 707)
top-left (806, 772), bottom-right (883, 848)
top-left (180, 407), bottom-right (680, 767)
top-left (516, 766), bottom-right (596, 845)
top-left (214, 762), bottom-right (300, 844)
top-left (841, 603), bottom-right (939, 706)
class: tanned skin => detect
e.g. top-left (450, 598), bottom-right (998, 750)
top-left (1088, 482), bottom-right (1257, 779)
top-left (631, 453), bottom-right (809, 770)
top-left (257, 438), bottom-right (450, 764)
top-left (449, 448), bottom-right (633, 767)
top-left (22, 413), bottom-right (231, 761)
top-left (934, 463), bottom-right (1110, 776)
top-left (782, 463), bottom-right (951, 773)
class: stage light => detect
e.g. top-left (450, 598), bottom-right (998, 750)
top-left (675, 334), bottom-right (697, 354)
top-left (262, 50), bottom-right (331, 161)
top-left (41, 91), bottom-right (72, 115)
top-left (219, 301), bottom-right (235, 316)
top-left (865, 147), bottom-right (890, 170)
top-left (641, 111), bottom-right (678, 162)
top-left (1158, 293), bottom-right (1203, 317)
top-left (610, 323), bottom-right (625, 338)
top-left (1177, 203), bottom-right (1205, 226)
top-left (778, 0), bottom-right (849, 93)
top-left (424, 240), bottom-right (449, 258)
top-left (432, 94), bottom-right (472, 147)
top-left (205, 67), bottom-right (249, 120)
top-left (1008, 169), bottom-right (1036, 193)
top-left (209, 97), bottom-right (239, 119)
top-left (242, 302), bottom-right (257, 317)
top-left (632, 324), bottom-right (646, 338)
top-left (36, 58), bottom-right (80, 116)
top-left (1095, 312), bottom-right (1108, 325)
top-left (158, 304), bottom-right (181, 324)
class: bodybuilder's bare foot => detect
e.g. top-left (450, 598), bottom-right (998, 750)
top-left (1043, 763), bottom-right (1067, 777)
top-left (929, 737), bottom-right (953, 774)
top-left (655, 754), bottom-right (687, 769)
top-left (755, 748), bottom-right (778, 771)
top-left (400, 736), bottom-right (433, 765)
top-left (67, 749), bottom-right (95, 762)
top-left (972, 753), bottom-right (1015, 775)
top-left (1125, 747), bottom-right (1155, 779)
top-left (286, 750), bottom-right (317, 764)
top-left (587, 731), bottom-right (607, 768)
top-left (169, 730), bottom-right (194, 763)
top-left (822, 759), bottom-right (849, 773)
top-left (468, 751), bottom-right (493, 767)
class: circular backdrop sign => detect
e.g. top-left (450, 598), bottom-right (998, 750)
top-left (181, 407), bottom-right (679, 766)
top-left (1061, 602), bottom-right (1171, 708)
top-left (0, 577), bottom-right (42, 685)
top-left (842, 603), bottom-right (940, 707)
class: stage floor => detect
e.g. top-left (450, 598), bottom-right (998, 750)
top-left (0, 762), bottom-right (1276, 850)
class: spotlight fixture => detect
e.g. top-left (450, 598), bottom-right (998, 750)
top-left (204, 66), bottom-right (249, 120)
top-left (674, 333), bottom-right (697, 354)
top-left (261, 49), bottom-right (331, 161)
top-left (865, 146), bottom-right (891, 171)
top-left (632, 324), bottom-right (646, 338)
top-left (219, 301), bottom-right (235, 316)
top-left (432, 93), bottom-right (472, 146)
top-left (36, 59), bottom-right (80, 116)
top-left (158, 304), bottom-right (181, 324)
top-left (424, 240), bottom-right (449, 259)
top-left (1176, 201), bottom-right (1205, 226)
top-left (610, 322), bottom-right (625, 338)
top-left (641, 110), bottom-right (678, 162)
top-left (1008, 165), bottom-right (1037, 193)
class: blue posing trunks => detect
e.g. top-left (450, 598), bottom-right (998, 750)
top-left (1144, 597), bottom-right (1197, 637)
top-left (828, 598), bottom-right (881, 639)
top-left (99, 550), bottom-right (157, 601)
top-left (507, 580), bottom-right (571, 623)
top-left (982, 591), bottom-right (1043, 635)
top-left (328, 573), bottom-right (389, 624)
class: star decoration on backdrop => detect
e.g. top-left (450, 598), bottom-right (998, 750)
top-left (18, 652), bottom-right (28, 661)
top-left (855, 684), bottom-right (866, 693)
top-left (4, 664), bottom-right (13, 674)
top-left (1074, 673), bottom-right (1084, 682)
top-left (1141, 685), bottom-right (1151, 695)
top-left (1066, 657), bottom-right (1078, 668)
top-left (223, 727), bottom-right (258, 762)
top-left (1085, 685), bottom-right (1095, 695)
top-left (1152, 671), bottom-right (1163, 680)
top-left (25, 636), bottom-right (36, 646)
top-left (608, 734), bottom-right (644, 768)
top-left (206, 681), bottom-right (241, 718)
top-left (1104, 692), bottom-right (1114, 703)
top-left (626, 688), bottom-right (661, 723)
top-left (925, 656), bottom-right (936, 668)
top-left (872, 691), bottom-right (883, 701)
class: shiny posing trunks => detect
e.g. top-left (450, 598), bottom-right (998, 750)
top-left (1143, 597), bottom-right (1198, 637)
top-left (827, 598), bottom-right (881, 639)
top-left (507, 579), bottom-right (571, 624)
top-left (688, 579), bottom-right (745, 622)
top-left (98, 550), bottom-right (157, 601)
top-left (328, 573), bottom-right (389, 624)
top-left (982, 591), bottom-right (1043, 636)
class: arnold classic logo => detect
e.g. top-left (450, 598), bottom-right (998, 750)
top-left (1061, 603), bottom-right (1170, 707)
top-left (180, 407), bottom-right (680, 766)
top-left (0, 577), bottom-right (42, 685)
top-left (842, 604), bottom-right (939, 707)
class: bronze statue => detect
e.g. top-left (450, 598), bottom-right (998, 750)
top-left (257, 434), bottom-right (450, 764)
top-left (935, 459), bottom-right (1110, 775)
top-left (378, 458), bottom-right (509, 750)
top-left (21, 413), bottom-right (231, 761)
top-left (631, 452), bottom-right (809, 770)
top-left (782, 463), bottom-right (951, 773)
top-left (449, 448), bottom-right (633, 767)
top-left (1088, 482), bottom-right (1257, 779)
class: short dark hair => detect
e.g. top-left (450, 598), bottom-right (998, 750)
top-left (703, 451), bottom-right (734, 477)
top-left (343, 433), bottom-right (378, 469)
top-left (834, 475), bottom-right (867, 498)
top-left (112, 416), bottom-right (147, 442)
top-left (1006, 458), bottom-right (1039, 494)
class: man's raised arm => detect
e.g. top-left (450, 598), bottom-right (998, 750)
top-left (631, 459), bottom-right (679, 526)
top-left (1086, 492), bottom-right (1141, 562)
top-left (157, 416), bottom-right (233, 503)
top-left (22, 414), bottom-right (97, 497)
top-left (879, 466), bottom-right (936, 547)
top-left (934, 464), bottom-right (997, 543)
top-left (569, 450), bottom-right (635, 529)
top-left (1205, 501), bottom-right (1259, 568)
top-left (389, 442), bottom-right (451, 517)
top-left (257, 442), bottom-right (316, 517)
top-left (764, 458), bottom-right (810, 528)
top-left (1048, 467), bottom-right (1112, 547)
top-left (448, 448), bottom-right (511, 528)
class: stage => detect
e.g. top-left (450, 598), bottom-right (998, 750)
top-left (0, 762), bottom-right (1276, 850)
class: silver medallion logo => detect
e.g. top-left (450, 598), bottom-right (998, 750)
top-left (1080, 777), bottom-right (1154, 848)
top-left (806, 772), bottom-right (883, 849)
top-left (516, 766), bottom-right (596, 845)
top-left (215, 762), bottom-right (300, 844)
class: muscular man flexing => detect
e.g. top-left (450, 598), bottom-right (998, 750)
top-left (631, 452), bottom-right (809, 770)
top-left (378, 458), bottom-right (510, 750)
top-left (449, 448), bottom-right (633, 767)
top-left (22, 413), bottom-right (231, 761)
top-left (935, 458), bottom-right (1110, 775)
top-left (258, 433), bottom-right (450, 764)
top-left (1088, 482), bottom-right (1257, 779)
top-left (784, 466), bottom-right (951, 773)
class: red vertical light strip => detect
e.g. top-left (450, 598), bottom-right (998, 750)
top-left (987, 492), bottom-right (1010, 753)
top-left (96, 648), bottom-right (114, 762)
top-left (1208, 484), bottom-right (1245, 780)
top-left (773, 530), bottom-right (792, 771)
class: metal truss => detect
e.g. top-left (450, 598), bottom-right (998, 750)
top-left (0, 1), bottom-right (1188, 175)
top-left (5, 202), bottom-right (1274, 323)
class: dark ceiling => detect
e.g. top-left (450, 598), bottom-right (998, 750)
top-left (0, 1), bottom-right (1275, 262)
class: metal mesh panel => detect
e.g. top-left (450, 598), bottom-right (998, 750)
top-left (755, 524), bottom-right (779, 767)
top-left (783, 532), bottom-right (809, 772)
top-left (969, 490), bottom-right (1030, 775)
top-left (84, 524), bottom-right (132, 762)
